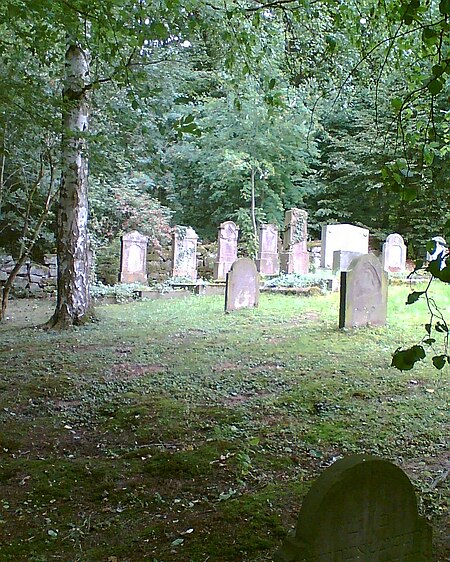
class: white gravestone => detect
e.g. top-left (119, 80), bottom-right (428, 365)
top-left (257, 224), bottom-right (280, 275)
top-left (321, 224), bottom-right (369, 269)
top-left (213, 221), bottom-right (239, 281)
top-left (382, 233), bottom-right (407, 272)
top-left (332, 251), bottom-right (364, 274)
top-left (119, 230), bottom-right (148, 284)
top-left (171, 226), bottom-right (198, 280)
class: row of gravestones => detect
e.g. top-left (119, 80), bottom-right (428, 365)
top-left (121, 211), bottom-right (446, 285)
top-left (224, 253), bottom-right (388, 328)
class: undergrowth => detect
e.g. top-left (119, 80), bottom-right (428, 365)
top-left (0, 283), bottom-right (448, 561)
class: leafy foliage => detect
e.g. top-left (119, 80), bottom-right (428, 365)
top-left (392, 232), bottom-right (450, 370)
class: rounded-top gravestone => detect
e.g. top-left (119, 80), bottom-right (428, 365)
top-left (276, 455), bottom-right (432, 561)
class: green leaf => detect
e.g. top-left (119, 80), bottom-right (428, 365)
top-left (268, 78), bottom-right (276, 90)
top-left (422, 27), bottom-right (438, 40)
top-left (402, 186), bottom-right (418, 201)
top-left (425, 323), bottom-right (431, 335)
top-left (428, 79), bottom-right (444, 95)
top-left (432, 355), bottom-right (447, 370)
top-left (171, 538), bottom-right (184, 546)
top-left (426, 239), bottom-right (437, 254)
top-left (439, 0), bottom-right (450, 15)
top-left (391, 345), bottom-right (426, 371)
top-left (432, 64), bottom-right (444, 77)
top-left (423, 338), bottom-right (436, 345)
top-left (434, 263), bottom-right (450, 283)
top-left (391, 97), bottom-right (403, 110)
top-left (406, 291), bottom-right (424, 305)
top-left (149, 22), bottom-right (169, 40)
top-left (428, 257), bottom-right (446, 278)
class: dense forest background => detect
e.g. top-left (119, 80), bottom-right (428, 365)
top-left (1, 0), bottom-right (449, 268)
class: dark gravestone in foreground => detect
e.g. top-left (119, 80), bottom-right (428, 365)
top-left (339, 253), bottom-right (388, 328)
top-left (276, 455), bottom-right (432, 562)
top-left (225, 258), bottom-right (259, 312)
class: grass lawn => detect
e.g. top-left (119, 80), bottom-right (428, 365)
top-left (0, 282), bottom-right (448, 561)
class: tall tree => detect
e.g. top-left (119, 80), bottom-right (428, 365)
top-left (47, 39), bottom-right (92, 327)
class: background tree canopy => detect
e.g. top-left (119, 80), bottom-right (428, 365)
top-left (0, 0), bottom-right (448, 323)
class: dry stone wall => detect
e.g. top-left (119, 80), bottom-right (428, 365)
top-left (0, 254), bottom-right (57, 296)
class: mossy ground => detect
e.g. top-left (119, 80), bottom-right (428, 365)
top-left (0, 284), bottom-right (448, 561)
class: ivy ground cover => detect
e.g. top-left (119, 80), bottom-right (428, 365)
top-left (0, 285), bottom-right (448, 561)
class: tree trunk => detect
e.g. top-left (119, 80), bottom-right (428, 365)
top-left (47, 42), bottom-right (93, 329)
top-left (250, 167), bottom-right (258, 260)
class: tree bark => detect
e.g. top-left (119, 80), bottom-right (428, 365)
top-left (250, 167), bottom-right (258, 260)
top-left (47, 42), bottom-right (93, 329)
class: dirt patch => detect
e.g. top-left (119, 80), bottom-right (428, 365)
top-left (212, 361), bottom-right (239, 372)
top-left (107, 363), bottom-right (166, 379)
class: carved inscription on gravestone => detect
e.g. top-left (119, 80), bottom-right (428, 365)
top-left (225, 258), bottom-right (259, 312)
top-left (119, 230), bottom-right (148, 284)
top-left (339, 254), bottom-right (388, 328)
top-left (276, 455), bottom-right (432, 562)
top-left (213, 221), bottom-right (239, 281)
top-left (382, 233), bottom-right (407, 273)
top-left (280, 209), bottom-right (309, 274)
top-left (257, 224), bottom-right (280, 275)
top-left (171, 226), bottom-right (198, 280)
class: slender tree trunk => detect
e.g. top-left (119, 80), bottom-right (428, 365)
top-left (250, 167), bottom-right (258, 260)
top-left (47, 42), bottom-right (93, 329)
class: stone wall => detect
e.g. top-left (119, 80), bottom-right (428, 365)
top-left (1, 242), bottom-right (219, 296)
top-left (0, 254), bottom-right (57, 296)
top-left (147, 242), bottom-right (217, 282)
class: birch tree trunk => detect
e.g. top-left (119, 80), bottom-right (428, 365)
top-left (250, 167), bottom-right (258, 260)
top-left (47, 42), bottom-right (93, 328)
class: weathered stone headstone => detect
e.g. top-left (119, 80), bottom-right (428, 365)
top-left (321, 224), bottom-right (369, 269)
top-left (280, 209), bottom-right (309, 274)
top-left (225, 258), bottom-right (259, 312)
top-left (119, 230), bottom-right (148, 284)
top-left (426, 236), bottom-right (447, 262)
top-left (257, 224), bottom-right (280, 275)
top-left (276, 455), bottom-right (432, 562)
top-left (382, 233), bottom-right (407, 272)
top-left (339, 253), bottom-right (387, 328)
top-left (171, 226), bottom-right (198, 280)
top-left (213, 221), bottom-right (239, 281)
top-left (310, 245), bottom-right (321, 270)
top-left (332, 250), bottom-right (364, 274)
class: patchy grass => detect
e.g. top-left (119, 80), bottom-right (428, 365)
top-left (0, 282), bottom-right (449, 561)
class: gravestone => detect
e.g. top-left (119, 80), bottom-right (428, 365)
top-left (382, 233), bottom-right (407, 272)
top-left (280, 209), bottom-right (309, 274)
top-left (339, 254), bottom-right (387, 328)
top-left (276, 454), bottom-right (432, 562)
top-left (213, 221), bottom-right (239, 281)
top-left (171, 226), bottom-right (198, 280)
top-left (225, 258), bottom-right (259, 312)
top-left (426, 236), bottom-right (447, 262)
top-left (321, 224), bottom-right (369, 269)
top-left (257, 224), bottom-right (280, 275)
top-left (332, 250), bottom-right (364, 274)
top-left (119, 230), bottom-right (148, 284)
